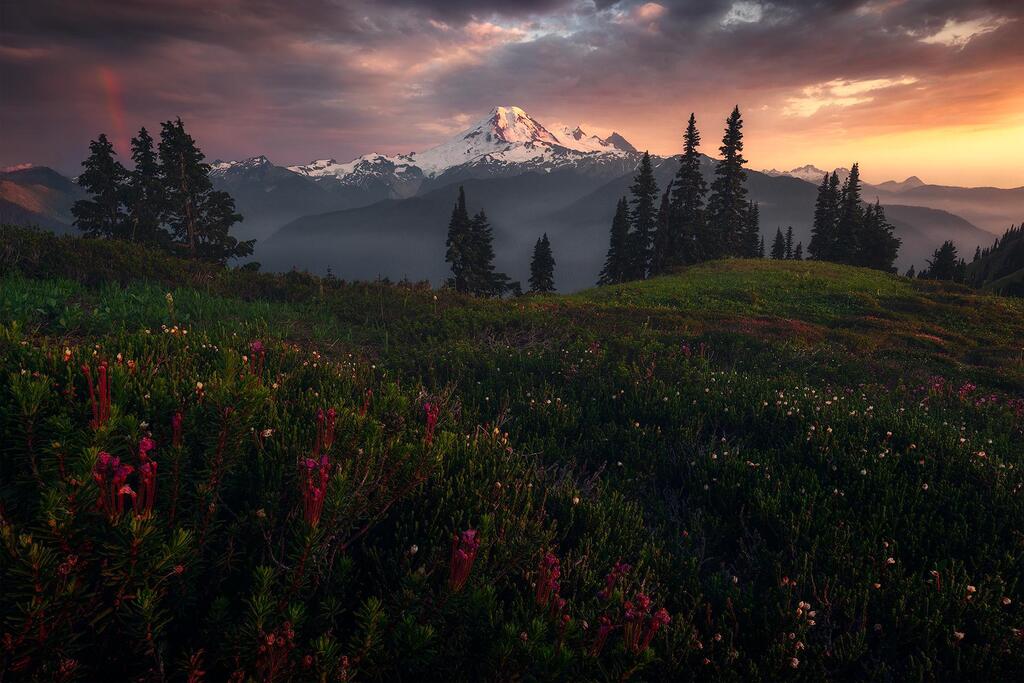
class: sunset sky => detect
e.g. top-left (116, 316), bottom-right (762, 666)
top-left (3, 0), bottom-right (1023, 187)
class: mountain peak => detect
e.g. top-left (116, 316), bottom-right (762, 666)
top-left (604, 132), bottom-right (637, 153)
top-left (479, 106), bottom-right (560, 146)
top-left (291, 105), bottom-right (638, 181)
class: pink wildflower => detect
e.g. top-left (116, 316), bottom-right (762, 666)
top-left (424, 402), bottom-right (440, 446)
top-left (301, 455), bottom-right (331, 527)
top-left (448, 529), bottom-right (480, 592)
top-left (535, 552), bottom-right (562, 609)
top-left (92, 452), bottom-right (134, 522)
top-left (82, 363), bottom-right (112, 430)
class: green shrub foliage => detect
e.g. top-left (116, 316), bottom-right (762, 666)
top-left (1, 225), bottom-right (1023, 681)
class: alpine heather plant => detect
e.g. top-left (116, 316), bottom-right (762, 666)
top-left (82, 362), bottom-right (112, 430)
top-left (448, 529), bottom-right (480, 593)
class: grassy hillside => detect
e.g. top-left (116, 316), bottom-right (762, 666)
top-left (2, 227), bottom-right (1023, 681)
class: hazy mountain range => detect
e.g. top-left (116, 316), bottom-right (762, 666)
top-left (3, 106), bottom-right (1020, 291)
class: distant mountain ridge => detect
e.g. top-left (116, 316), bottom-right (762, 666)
top-left (3, 105), bottom-right (1020, 291)
top-left (212, 106), bottom-right (640, 207)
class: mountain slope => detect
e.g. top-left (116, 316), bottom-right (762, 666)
top-left (261, 169), bottom-right (608, 282)
top-left (0, 166), bottom-right (84, 233)
top-left (209, 156), bottom-right (354, 240)
top-left (965, 225), bottom-right (1024, 296)
top-left (266, 152), bottom-right (996, 290)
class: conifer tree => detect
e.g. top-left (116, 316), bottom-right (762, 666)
top-left (808, 172), bottom-right (840, 260)
top-left (124, 127), bottom-right (168, 246)
top-left (649, 185), bottom-right (673, 276)
top-left (599, 197), bottom-right (630, 285)
top-left (793, 241), bottom-right (803, 260)
top-left (905, 265), bottom-right (916, 278)
top-left (72, 134), bottom-right (128, 239)
top-left (627, 152), bottom-right (659, 279)
top-left (758, 235), bottom-right (765, 258)
top-left (466, 209), bottom-right (511, 296)
top-left (742, 201), bottom-right (761, 257)
top-left (158, 118), bottom-right (252, 262)
top-left (771, 228), bottom-right (786, 260)
top-left (834, 163), bottom-right (864, 264)
top-left (784, 226), bottom-right (794, 259)
top-left (445, 186), bottom-right (473, 293)
top-left (706, 106), bottom-right (748, 258)
top-left (857, 201), bottom-right (901, 271)
top-left (922, 241), bottom-right (960, 280)
top-left (529, 233), bottom-right (556, 293)
top-left (668, 113), bottom-right (707, 266)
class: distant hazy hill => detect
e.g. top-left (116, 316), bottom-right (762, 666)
top-left (0, 166), bottom-right (84, 233)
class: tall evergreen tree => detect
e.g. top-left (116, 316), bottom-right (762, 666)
top-left (72, 134), bottom-right (128, 239)
top-left (668, 113), bottom-right (707, 266)
top-left (197, 190), bottom-right (249, 263)
top-left (834, 163), bottom-right (864, 264)
top-left (808, 172), bottom-right (840, 260)
top-left (706, 106), bottom-right (748, 258)
top-left (627, 152), bottom-right (659, 279)
top-left (124, 127), bottom-right (168, 246)
top-left (784, 225), bottom-right (794, 259)
top-left (445, 186), bottom-right (473, 293)
top-left (529, 233), bottom-right (556, 293)
top-left (649, 185), bottom-right (673, 276)
top-left (857, 201), bottom-right (901, 271)
top-left (599, 197), bottom-right (630, 285)
top-left (771, 228), bottom-right (787, 260)
top-left (466, 210), bottom-right (511, 296)
top-left (742, 201), bottom-right (761, 257)
top-left (758, 235), bottom-right (765, 258)
top-left (793, 241), bottom-right (803, 260)
top-left (158, 118), bottom-right (251, 262)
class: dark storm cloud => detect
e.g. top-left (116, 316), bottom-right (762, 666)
top-left (1, 0), bottom-right (1022, 180)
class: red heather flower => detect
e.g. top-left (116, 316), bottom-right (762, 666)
top-left (535, 552), bottom-right (562, 608)
top-left (623, 594), bottom-right (670, 654)
top-left (248, 340), bottom-right (266, 378)
top-left (640, 607), bottom-right (671, 651)
top-left (82, 362), bottom-right (112, 430)
top-left (312, 408), bottom-right (338, 457)
top-left (448, 529), bottom-right (480, 593)
top-left (172, 412), bottom-right (184, 448)
top-left (135, 440), bottom-right (158, 518)
top-left (591, 615), bottom-right (613, 657)
top-left (301, 455), bottom-right (331, 527)
top-left (424, 402), bottom-right (440, 446)
top-left (92, 452), bottom-right (134, 522)
top-left (623, 592), bottom-right (653, 654)
top-left (598, 560), bottom-right (632, 600)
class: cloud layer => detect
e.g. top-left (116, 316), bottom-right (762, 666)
top-left (2, 0), bottom-right (1022, 185)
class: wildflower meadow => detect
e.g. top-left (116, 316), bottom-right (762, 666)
top-left (1, 227), bottom-right (1023, 681)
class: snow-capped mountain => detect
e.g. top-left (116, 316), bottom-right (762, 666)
top-left (762, 164), bottom-right (851, 184)
top-left (280, 106), bottom-right (639, 195)
top-left (211, 106), bottom-right (640, 203)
